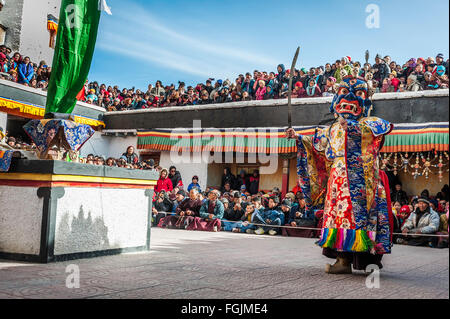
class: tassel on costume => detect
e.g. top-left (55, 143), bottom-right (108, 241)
top-left (323, 228), bottom-right (337, 248)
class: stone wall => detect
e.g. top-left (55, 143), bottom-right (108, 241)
top-left (19, 0), bottom-right (60, 64)
top-left (0, 0), bottom-right (24, 51)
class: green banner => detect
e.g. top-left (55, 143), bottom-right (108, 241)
top-left (45, 0), bottom-right (102, 115)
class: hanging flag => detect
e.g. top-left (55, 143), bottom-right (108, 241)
top-left (99, 0), bottom-right (112, 15)
top-left (45, 0), bottom-right (111, 115)
top-left (47, 14), bottom-right (59, 48)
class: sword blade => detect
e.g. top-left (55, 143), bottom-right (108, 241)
top-left (288, 46), bottom-right (300, 128)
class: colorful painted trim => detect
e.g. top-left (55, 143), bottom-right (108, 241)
top-left (0, 150), bottom-right (14, 172)
top-left (0, 97), bottom-right (105, 129)
top-left (138, 127), bottom-right (317, 154)
top-left (0, 173), bottom-right (157, 186)
top-left (137, 122), bottom-right (449, 154)
top-left (382, 123), bottom-right (449, 153)
top-left (0, 179), bottom-right (155, 189)
top-left (316, 228), bottom-right (377, 253)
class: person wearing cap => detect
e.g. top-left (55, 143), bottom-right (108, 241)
top-left (400, 197), bottom-right (440, 247)
top-left (436, 53), bottom-right (444, 66)
top-left (170, 189), bottom-right (187, 213)
top-left (144, 159), bottom-right (156, 171)
top-left (187, 175), bottom-right (202, 193)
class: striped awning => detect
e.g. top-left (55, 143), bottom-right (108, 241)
top-left (137, 122), bottom-right (449, 154)
top-left (382, 123), bottom-right (449, 153)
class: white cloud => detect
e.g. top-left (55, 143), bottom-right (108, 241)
top-left (97, 3), bottom-right (280, 80)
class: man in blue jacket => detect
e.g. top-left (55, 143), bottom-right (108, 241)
top-left (18, 56), bottom-right (34, 85)
top-left (256, 197), bottom-right (285, 236)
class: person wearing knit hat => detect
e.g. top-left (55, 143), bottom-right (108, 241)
top-left (432, 65), bottom-right (446, 77)
top-left (400, 196), bottom-right (440, 247)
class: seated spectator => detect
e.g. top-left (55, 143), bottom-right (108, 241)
top-left (287, 195), bottom-right (315, 228)
top-left (253, 196), bottom-right (284, 235)
top-left (155, 168), bottom-right (173, 193)
top-left (152, 190), bottom-right (174, 226)
top-left (436, 203), bottom-right (449, 248)
top-left (393, 205), bottom-right (411, 242)
top-left (400, 197), bottom-right (440, 247)
top-left (188, 189), bottom-right (224, 232)
top-left (305, 79), bottom-right (322, 97)
top-left (229, 202), bottom-right (263, 234)
top-left (224, 192), bottom-right (246, 221)
top-left (161, 188), bottom-right (202, 229)
top-left (171, 189), bottom-right (187, 213)
top-left (187, 175), bottom-right (202, 193)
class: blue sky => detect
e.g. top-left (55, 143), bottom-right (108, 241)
top-left (89, 0), bottom-right (449, 91)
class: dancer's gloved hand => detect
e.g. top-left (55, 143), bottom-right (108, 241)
top-left (285, 128), bottom-right (297, 140)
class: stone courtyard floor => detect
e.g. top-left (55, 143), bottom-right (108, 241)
top-left (0, 228), bottom-right (448, 299)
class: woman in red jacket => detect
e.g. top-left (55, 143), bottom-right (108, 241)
top-left (155, 168), bottom-right (173, 193)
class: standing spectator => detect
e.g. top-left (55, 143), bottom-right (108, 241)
top-left (373, 54), bottom-right (390, 84)
top-left (255, 80), bottom-right (266, 100)
top-left (155, 168), bottom-right (173, 193)
top-left (187, 175), bottom-right (202, 193)
top-left (0, 45), bottom-right (7, 71)
top-left (168, 166), bottom-right (183, 189)
top-left (17, 56), bottom-right (34, 85)
top-left (221, 167), bottom-right (235, 192)
top-left (248, 170), bottom-right (260, 195)
top-left (391, 182), bottom-right (408, 205)
top-left (121, 146), bottom-right (139, 164)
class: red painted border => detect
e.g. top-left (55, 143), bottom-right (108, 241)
top-left (0, 180), bottom-right (155, 189)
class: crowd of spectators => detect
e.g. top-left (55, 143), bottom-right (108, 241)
top-left (152, 166), bottom-right (449, 247)
top-left (2, 133), bottom-right (449, 247)
top-left (153, 166), bottom-right (320, 237)
top-left (2, 45), bottom-right (449, 111)
top-left (391, 183), bottom-right (449, 248)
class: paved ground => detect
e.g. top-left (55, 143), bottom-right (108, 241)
top-left (0, 228), bottom-right (448, 299)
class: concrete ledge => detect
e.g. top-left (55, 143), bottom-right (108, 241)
top-left (0, 161), bottom-right (156, 263)
top-left (104, 89), bottom-right (449, 130)
top-left (0, 79), bottom-right (105, 120)
top-left (8, 159), bottom-right (159, 180)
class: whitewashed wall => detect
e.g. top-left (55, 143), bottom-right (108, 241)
top-left (80, 133), bottom-right (137, 159)
top-left (54, 187), bottom-right (149, 255)
top-left (0, 186), bottom-right (43, 255)
top-left (159, 151), bottom-right (209, 191)
top-left (19, 0), bottom-right (61, 64)
top-left (0, 111), bottom-right (7, 138)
